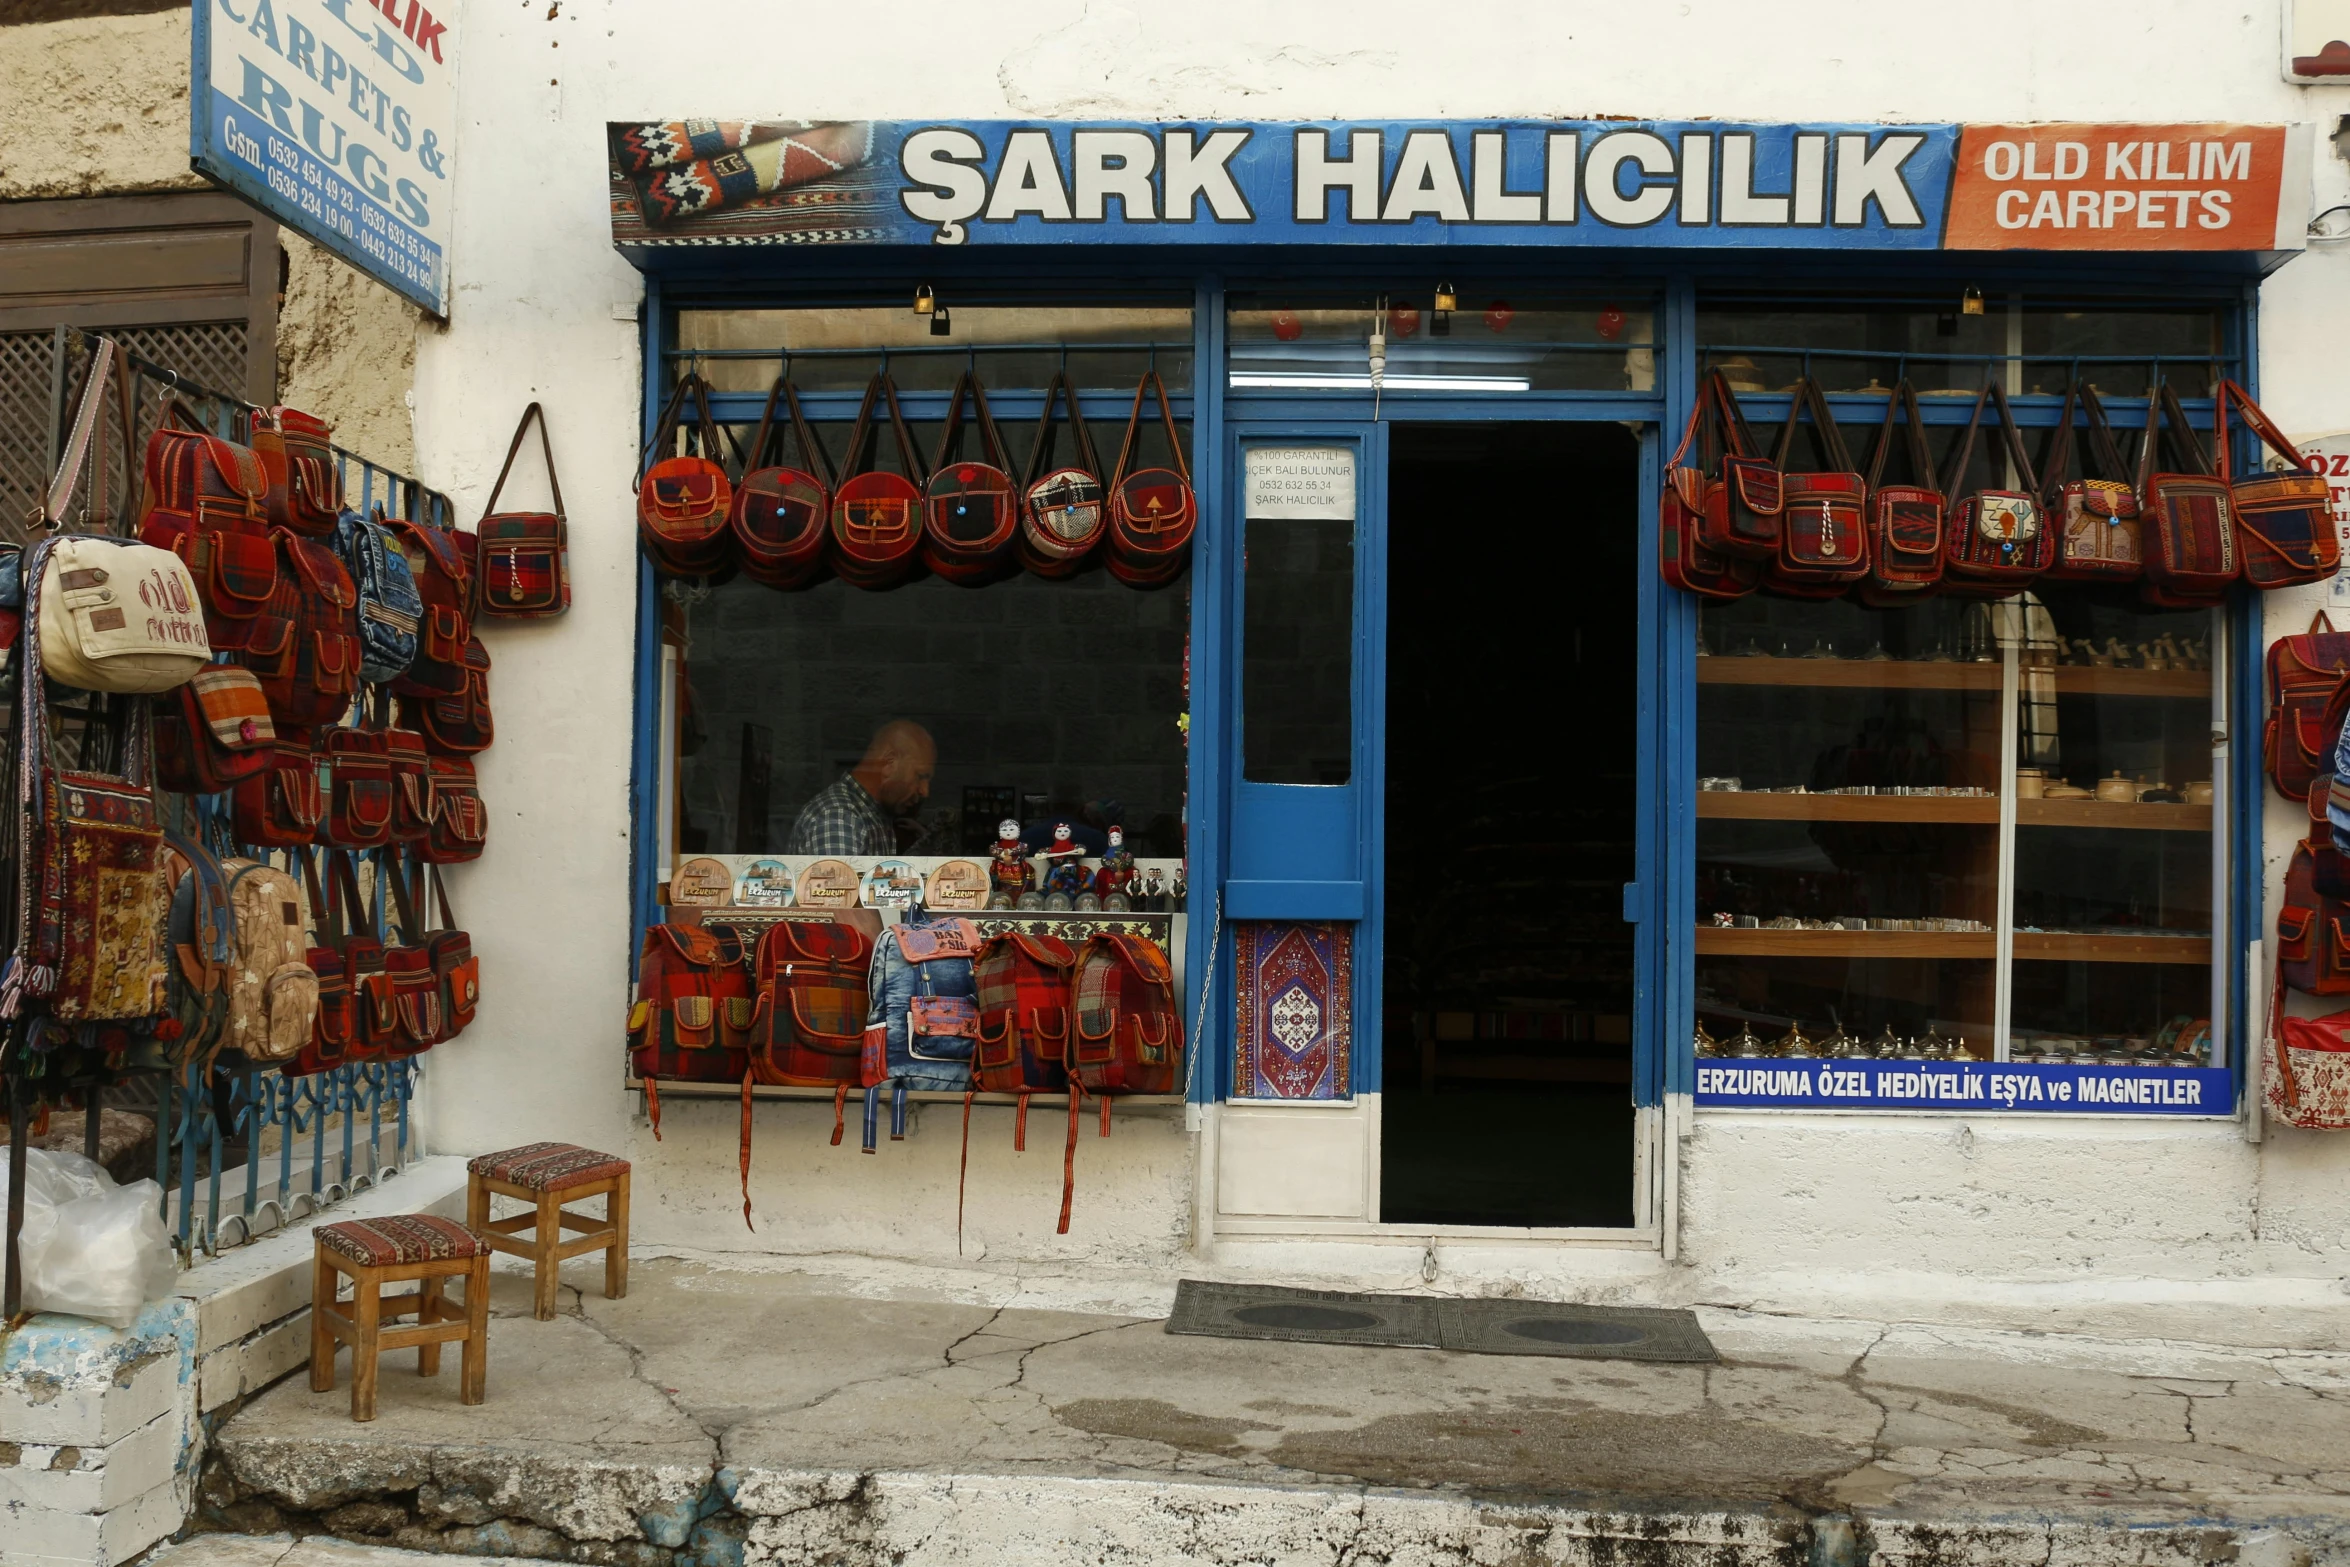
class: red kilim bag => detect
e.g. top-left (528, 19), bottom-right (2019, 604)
top-left (2217, 378), bottom-right (2337, 590)
top-left (1940, 381), bottom-right (2051, 594)
top-left (1104, 370), bottom-right (1195, 588)
top-left (731, 376), bottom-right (834, 590)
top-left (2278, 841), bottom-right (2350, 996)
top-left (1700, 368), bottom-right (1784, 560)
top-left (2041, 380), bottom-right (2144, 584)
top-left (474, 401), bottom-right (571, 620)
top-left (247, 406), bottom-right (341, 538)
top-left (241, 531), bottom-right (360, 729)
top-left (629, 921), bottom-right (755, 1136)
top-left (830, 372), bottom-right (927, 589)
top-left (156, 665), bottom-right (275, 795)
top-left (1764, 377), bottom-right (1869, 596)
top-left (2266, 611), bottom-right (2350, 802)
top-left (749, 919), bottom-right (870, 1112)
top-left (385, 721), bottom-right (433, 841)
top-left (974, 931), bottom-right (1075, 1109)
top-left (638, 373), bottom-right (734, 578)
top-left (1856, 379), bottom-right (1945, 603)
top-left (1071, 932), bottom-right (1181, 1097)
top-left (137, 402), bottom-right (277, 651)
top-left (320, 723), bottom-right (393, 850)
top-left (2269, 976), bottom-right (2350, 1130)
top-left (402, 635), bottom-right (492, 756)
top-left (232, 727), bottom-right (324, 848)
top-left (922, 371), bottom-right (1019, 585)
top-left (1018, 372), bottom-right (1107, 578)
top-left (2137, 383), bottom-right (2238, 608)
top-left (288, 849), bottom-right (357, 1078)
top-left (416, 755), bottom-right (485, 864)
top-left (1657, 375), bottom-right (1760, 601)
top-left (387, 513), bottom-right (473, 694)
top-left (416, 862), bottom-right (478, 1044)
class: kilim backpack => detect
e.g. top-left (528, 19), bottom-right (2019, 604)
top-left (1856, 380), bottom-right (1945, 603)
top-left (1103, 370), bottom-right (1195, 588)
top-left (401, 635), bottom-right (493, 755)
top-left (2040, 380), bottom-right (2144, 584)
top-left (247, 406), bottom-right (341, 537)
top-left (333, 507), bottom-right (422, 685)
top-left (2217, 378), bottom-right (2337, 589)
top-left (1018, 372), bottom-right (1107, 578)
top-left (2279, 841), bottom-right (2350, 995)
top-left (217, 854), bottom-right (320, 1066)
top-left (730, 376), bottom-right (834, 590)
top-left (387, 513), bottom-right (475, 695)
top-left (1657, 375), bottom-right (1761, 602)
top-left (156, 666), bottom-right (274, 795)
top-left (973, 931), bottom-right (1075, 1104)
top-left (1698, 368), bottom-right (1784, 560)
top-left (2136, 383), bottom-right (2238, 608)
top-left (320, 722), bottom-right (393, 850)
top-left (830, 372), bottom-right (928, 589)
top-left (628, 921), bottom-right (754, 1130)
top-left (474, 401), bottom-right (572, 619)
top-left (749, 918), bottom-right (870, 1092)
top-left (242, 531), bottom-right (360, 729)
top-left (921, 370), bottom-right (1019, 584)
top-left (1071, 932), bottom-right (1182, 1098)
top-left (858, 914), bottom-right (982, 1151)
top-left (137, 401), bottom-right (278, 651)
top-left (1940, 381), bottom-right (2051, 593)
top-left (159, 830), bottom-right (236, 1068)
top-left (2266, 612), bottom-right (2350, 802)
top-left (638, 373), bottom-right (735, 578)
top-left (1763, 377), bottom-right (1869, 596)
top-left (232, 727), bottom-right (325, 848)
top-left (416, 755), bottom-right (485, 863)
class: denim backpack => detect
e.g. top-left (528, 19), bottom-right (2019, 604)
top-left (333, 507), bottom-right (422, 685)
top-left (859, 912), bottom-right (981, 1149)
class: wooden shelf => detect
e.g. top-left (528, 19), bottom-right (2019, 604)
top-left (1695, 927), bottom-right (1994, 959)
top-left (2012, 932), bottom-right (2210, 965)
top-left (1698, 656), bottom-right (2208, 699)
top-left (627, 1078), bottom-right (1183, 1109)
top-left (2016, 799), bottom-right (2212, 832)
top-left (1695, 927), bottom-right (2210, 965)
top-left (1698, 792), bottom-right (1997, 824)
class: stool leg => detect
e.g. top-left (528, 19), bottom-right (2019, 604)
top-left (533, 1189), bottom-right (562, 1319)
top-left (350, 1270), bottom-right (382, 1422)
top-left (605, 1173), bottom-right (630, 1302)
top-left (418, 1275), bottom-right (444, 1378)
top-left (461, 1254), bottom-right (488, 1405)
top-left (466, 1172), bottom-right (489, 1234)
top-left (310, 1253), bottom-right (337, 1393)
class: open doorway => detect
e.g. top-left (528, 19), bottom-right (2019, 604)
top-left (1380, 423), bottom-right (1640, 1228)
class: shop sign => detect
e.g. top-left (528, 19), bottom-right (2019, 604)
top-left (191, 0), bottom-right (457, 316)
top-left (1696, 1059), bottom-right (2235, 1116)
top-left (2298, 432), bottom-right (2350, 607)
top-left (1244, 447), bottom-right (1355, 520)
top-left (607, 119), bottom-right (2308, 256)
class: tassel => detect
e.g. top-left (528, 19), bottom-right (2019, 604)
top-left (644, 1077), bottom-right (662, 1140)
top-left (831, 1082), bottom-right (848, 1147)
top-left (1100, 1093), bottom-right (1112, 1139)
top-left (739, 1072), bottom-right (755, 1231)
top-left (956, 1090), bottom-right (974, 1256)
top-left (1058, 1083), bottom-right (1082, 1235)
top-left (1014, 1091), bottom-right (1028, 1152)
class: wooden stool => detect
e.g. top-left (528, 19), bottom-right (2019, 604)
top-left (310, 1215), bottom-right (489, 1422)
top-left (465, 1142), bottom-right (632, 1320)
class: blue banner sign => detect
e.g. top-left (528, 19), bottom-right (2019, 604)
top-left (1695, 1058), bottom-right (2234, 1116)
top-left (192, 0), bottom-right (455, 316)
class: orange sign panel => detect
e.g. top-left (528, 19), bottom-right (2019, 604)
top-left (1946, 124), bottom-right (2289, 251)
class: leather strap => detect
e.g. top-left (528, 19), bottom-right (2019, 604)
top-left (932, 370), bottom-right (1012, 476)
top-left (1058, 1082), bottom-right (1082, 1235)
top-left (2137, 383), bottom-right (2213, 489)
top-left (41, 337), bottom-right (117, 532)
top-left (2074, 382), bottom-right (2133, 484)
top-left (956, 1089), bottom-right (975, 1255)
top-left (1020, 372), bottom-right (1101, 488)
top-left (1942, 381), bottom-right (2040, 496)
top-left (638, 374), bottom-right (695, 484)
top-left (1864, 381), bottom-right (1934, 490)
top-left (839, 372), bottom-right (928, 487)
top-left (1109, 370), bottom-right (1189, 492)
top-left (746, 377), bottom-right (835, 486)
top-left (2216, 378), bottom-right (2312, 482)
top-left (1708, 369), bottom-right (1764, 462)
top-left (1773, 377), bottom-right (1856, 473)
top-left (740, 1071), bottom-right (755, 1231)
top-left (482, 401), bottom-right (565, 519)
top-left (300, 847), bottom-right (349, 953)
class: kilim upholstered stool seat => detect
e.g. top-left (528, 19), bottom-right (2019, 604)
top-left (465, 1142), bottom-right (632, 1319)
top-left (310, 1215), bottom-right (489, 1422)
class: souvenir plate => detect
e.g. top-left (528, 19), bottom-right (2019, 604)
top-left (669, 856), bottom-right (733, 907)
top-left (861, 857), bottom-right (924, 909)
top-left (733, 858), bottom-right (794, 908)
top-left (924, 858), bottom-right (989, 911)
top-left (796, 858), bottom-right (861, 909)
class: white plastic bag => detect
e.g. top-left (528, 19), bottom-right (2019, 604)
top-left (0, 1147), bottom-right (178, 1328)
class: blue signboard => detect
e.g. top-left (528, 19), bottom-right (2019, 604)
top-left (1696, 1058), bottom-right (2234, 1116)
top-left (191, 0), bottom-right (455, 316)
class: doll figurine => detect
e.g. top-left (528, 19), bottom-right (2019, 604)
top-left (988, 818), bottom-right (1032, 910)
top-left (1092, 825), bottom-right (1136, 909)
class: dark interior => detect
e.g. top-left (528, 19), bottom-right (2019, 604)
top-left (1380, 422), bottom-right (1640, 1229)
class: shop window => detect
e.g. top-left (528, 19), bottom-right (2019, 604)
top-left (1693, 589), bottom-right (2216, 1065)
top-left (1227, 292), bottom-right (1657, 393)
top-left (1697, 295), bottom-right (2226, 401)
top-left (1242, 512), bottom-right (1354, 785)
top-left (676, 307), bottom-right (1192, 396)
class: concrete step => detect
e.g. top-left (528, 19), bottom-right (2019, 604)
top-left (195, 1256), bottom-right (2350, 1567)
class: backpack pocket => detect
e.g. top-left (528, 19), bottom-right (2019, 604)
top-left (258, 961), bottom-right (320, 1064)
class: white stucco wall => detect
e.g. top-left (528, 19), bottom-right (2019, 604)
top-left (367, 0), bottom-right (2350, 1334)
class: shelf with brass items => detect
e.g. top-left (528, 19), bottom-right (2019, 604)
top-left (1697, 656), bottom-right (2209, 699)
top-left (1697, 793), bottom-right (1998, 824)
top-left (1694, 927), bottom-right (2210, 965)
top-left (2015, 800), bottom-right (2212, 832)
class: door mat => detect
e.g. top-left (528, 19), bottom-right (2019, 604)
top-left (1166, 1281), bottom-right (1716, 1363)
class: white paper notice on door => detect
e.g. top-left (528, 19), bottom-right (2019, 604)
top-left (1245, 446), bottom-right (1356, 520)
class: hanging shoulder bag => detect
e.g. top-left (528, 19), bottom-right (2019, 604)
top-left (1856, 379), bottom-right (1945, 602)
top-left (138, 398), bottom-right (278, 651)
top-left (2216, 378), bottom-right (2337, 590)
top-left (1763, 377), bottom-right (1869, 596)
top-left (1940, 380), bottom-right (2051, 593)
top-left (241, 530), bottom-right (360, 728)
top-left (1104, 370), bottom-right (1195, 588)
top-left (2280, 840), bottom-right (2350, 995)
top-left (156, 665), bottom-right (274, 794)
top-left (2137, 382), bottom-right (2238, 608)
top-left (401, 634), bottom-right (493, 755)
top-left (1699, 368), bottom-right (1784, 559)
top-left (2040, 380), bottom-right (2144, 583)
top-left (637, 373), bottom-right (735, 578)
top-left (830, 372), bottom-right (927, 589)
top-left (416, 754), bottom-right (486, 863)
top-left (1657, 375), bottom-right (1760, 601)
top-left (287, 848), bottom-right (355, 1077)
top-left (320, 720), bottom-right (394, 850)
top-left (387, 513), bottom-right (473, 694)
top-left (922, 370), bottom-right (1020, 584)
top-left (334, 507), bottom-right (422, 684)
top-left (2269, 972), bottom-right (2350, 1130)
top-left (475, 401), bottom-right (572, 618)
top-left (731, 376), bottom-right (834, 590)
top-left (247, 406), bottom-right (341, 537)
top-left (1019, 372), bottom-right (1108, 578)
top-left (232, 726), bottom-right (325, 847)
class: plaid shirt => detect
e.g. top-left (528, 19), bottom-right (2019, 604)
top-left (786, 773), bottom-right (895, 856)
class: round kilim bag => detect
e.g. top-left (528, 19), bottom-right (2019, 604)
top-left (1018, 371), bottom-right (1106, 579)
top-left (731, 375), bottom-right (834, 590)
top-left (829, 372), bottom-right (926, 590)
top-left (921, 370), bottom-right (1019, 585)
top-left (636, 373), bottom-right (733, 578)
top-left (1103, 369), bottom-right (1195, 589)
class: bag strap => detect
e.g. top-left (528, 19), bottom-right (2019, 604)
top-left (637, 374), bottom-right (695, 485)
top-left (838, 374), bottom-right (883, 481)
top-left (428, 862), bottom-right (460, 932)
top-left (1775, 377), bottom-right (1855, 473)
top-left (329, 850), bottom-right (379, 944)
top-left (2216, 378), bottom-right (2312, 484)
top-left (1667, 377), bottom-right (1712, 472)
top-left (1706, 369), bottom-right (1764, 464)
top-left (2074, 382), bottom-right (2134, 486)
top-left (40, 336), bottom-right (118, 533)
top-left (299, 846), bottom-right (350, 953)
top-left (2138, 382), bottom-right (2213, 487)
top-left (1983, 381), bottom-right (2039, 495)
top-left (482, 401), bottom-right (564, 519)
top-left (1110, 370), bottom-right (1189, 490)
top-left (1864, 382), bottom-right (1933, 491)
top-left (381, 850), bottom-right (425, 946)
top-left (745, 376), bottom-right (836, 487)
top-left (932, 370), bottom-right (991, 476)
top-left (1021, 371), bottom-right (1101, 488)
top-left (846, 371), bottom-right (927, 488)
top-left (2041, 381), bottom-right (2082, 500)
top-left (1941, 384), bottom-right (1994, 495)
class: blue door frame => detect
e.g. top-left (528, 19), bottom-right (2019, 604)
top-left (628, 257), bottom-right (2268, 1123)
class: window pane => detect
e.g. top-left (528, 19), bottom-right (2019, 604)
top-left (1230, 293), bottom-right (1657, 393)
top-left (1244, 516), bottom-right (1354, 784)
top-left (676, 306), bottom-right (1194, 394)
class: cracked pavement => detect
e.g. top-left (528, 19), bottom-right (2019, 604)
top-left (203, 1257), bottom-right (2350, 1564)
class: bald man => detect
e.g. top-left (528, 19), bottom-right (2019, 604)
top-left (785, 720), bottom-right (936, 856)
